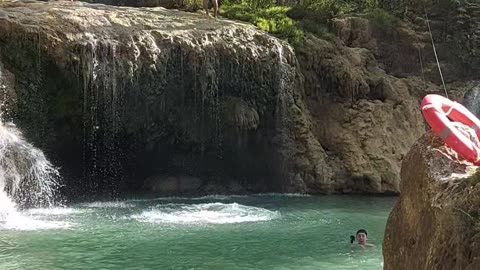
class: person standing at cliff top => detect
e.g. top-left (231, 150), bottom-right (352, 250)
top-left (204, 0), bottom-right (219, 18)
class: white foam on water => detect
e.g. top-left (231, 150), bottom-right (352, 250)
top-left (193, 193), bottom-right (311, 199)
top-left (26, 207), bottom-right (80, 216)
top-left (130, 195), bottom-right (233, 202)
top-left (191, 195), bottom-right (233, 200)
top-left (0, 190), bottom-right (19, 222)
top-left (0, 215), bottom-right (73, 231)
top-left (131, 202), bottom-right (280, 225)
top-left (82, 201), bottom-right (135, 208)
top-left (0, 193), bottom-right (73, 231)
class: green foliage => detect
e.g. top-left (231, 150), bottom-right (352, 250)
top-left (292, 0), bottom-right (381, 22)
top-left (221, 1), bottom-right (396, 47)
top-left (221, 4), bottom-right (256, 21)
top-left (221, 3), bottom-right (304, 47)
top-left (298, 19), bottom-right (336, 41)
top-left (182, 0), bottom-right (204, 11)
top-left (244, 0), bottom-right (276, 10)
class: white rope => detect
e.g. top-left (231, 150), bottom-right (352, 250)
top-left (421, 102), bottom-right (457, 116)
top-left (424, 6), bottom-right (449, 98)
top-left (444, 102), bottom-right (456, 116)
top-left (424, 102), bottom-right (480, 163)
top-left (451, 122), bottom-right (480, 163)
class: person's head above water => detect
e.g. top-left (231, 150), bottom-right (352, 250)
top-left (355, 229), bottom-right (368, 245)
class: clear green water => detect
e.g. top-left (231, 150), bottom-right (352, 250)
top-left (0, 194), bottom-right (395, 270)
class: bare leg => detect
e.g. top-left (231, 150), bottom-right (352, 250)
top-left (213, 0), bottom-right (218, 18)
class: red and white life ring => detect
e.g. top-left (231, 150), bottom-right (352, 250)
top-left (421, 94), bottom-right (480, 165)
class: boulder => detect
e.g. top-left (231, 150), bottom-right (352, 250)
top-left (383, 133), bottom-right (480, 270)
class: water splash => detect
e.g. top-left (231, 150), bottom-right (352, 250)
top-left (131, 202), bottom-right (280, 225)
top-left (0, 122), bottom-right (61, 207)
top-left (82, 201), bottom-right (134, 208)
top-left (0, 121), bottom-right (62, 229)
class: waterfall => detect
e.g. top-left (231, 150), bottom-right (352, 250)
top-left (272, 40), bottom-right (294, 188)
top-left (0, 121), bottom-right (61, 206)
top-left (274, 40), bottom-right (289, 128)
top-left (80, 38), bottom-right (123, 196)
top-left (0, 0), bottom-right (317, 196)
top-left (0, 121), bottom-right (61, 221)
top-left (1, 61), bottom-right (61, 212)
top-left (0, 120), bottom-right (62, 229)
top-left (0, 61), bottom-right (64, 229)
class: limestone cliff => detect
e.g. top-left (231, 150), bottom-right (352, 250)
top-left (0, 0), bottom-right (331, 197)
top-left (295, 0), bottom-right (480, 193)
top-left (0, 0), bottom-right (479, 197)
top-left (297, 30), bottom-right (428, 193)
top-left (383, 133), bottom-right (480, 269)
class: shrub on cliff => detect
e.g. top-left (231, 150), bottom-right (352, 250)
top-left (221, 2), bottom-right (304, 46)
top-left (221, 0), bottom-right (397, 47)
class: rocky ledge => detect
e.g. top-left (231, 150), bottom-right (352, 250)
top-left (383, 133), bottom-right (480, 269)
top-left (0, 0), bottom-right (331, 196)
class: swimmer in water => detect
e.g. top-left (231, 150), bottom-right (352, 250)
top-left (351, 229), bottom-right (375, 249)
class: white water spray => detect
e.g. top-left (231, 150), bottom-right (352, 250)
top-left (0, 122), bottom-right (61, 209)
top-left (131, 202), bottom-right (280, 225)
top-left (0, 83), bottom-right (62, 228)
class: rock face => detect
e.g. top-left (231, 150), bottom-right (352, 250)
top-left (296, 17), bottom-right (433, 193)
top-left (295, 0), bottom-right (480, 193)
top-left (381, 0), bottom-right (480, 81)
top-left (0, 1), bottom-right (331, 197)
top-left (0, 0), bottom-right (478, 197)
top-left (383, 133), bottom-right (480, 270)
top-left (462, 82), bottom-right (480, 118)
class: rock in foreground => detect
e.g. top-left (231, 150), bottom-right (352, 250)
top-left (383, 133), bottom-right (480, 270)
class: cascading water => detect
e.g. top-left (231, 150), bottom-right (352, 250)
top-left (80, 37), bottom-right (123, 196)
top-left (272, 40), bottom-right (294, 188)
top-left (0, 66), bottom-right (62, 226)
top-left (0, 121), bottom-right (61, 211)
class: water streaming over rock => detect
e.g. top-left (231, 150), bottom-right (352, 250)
top-left (0, 1), bottom-right (333, 195)
top-left (0, 121), bottom-right (61, 208)
top-left (0, 64), bottom-right (61, 224)
top-left (79, 38), bottom-right (124, 196)
top-left (73, 27), bottom-right (301, 193)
